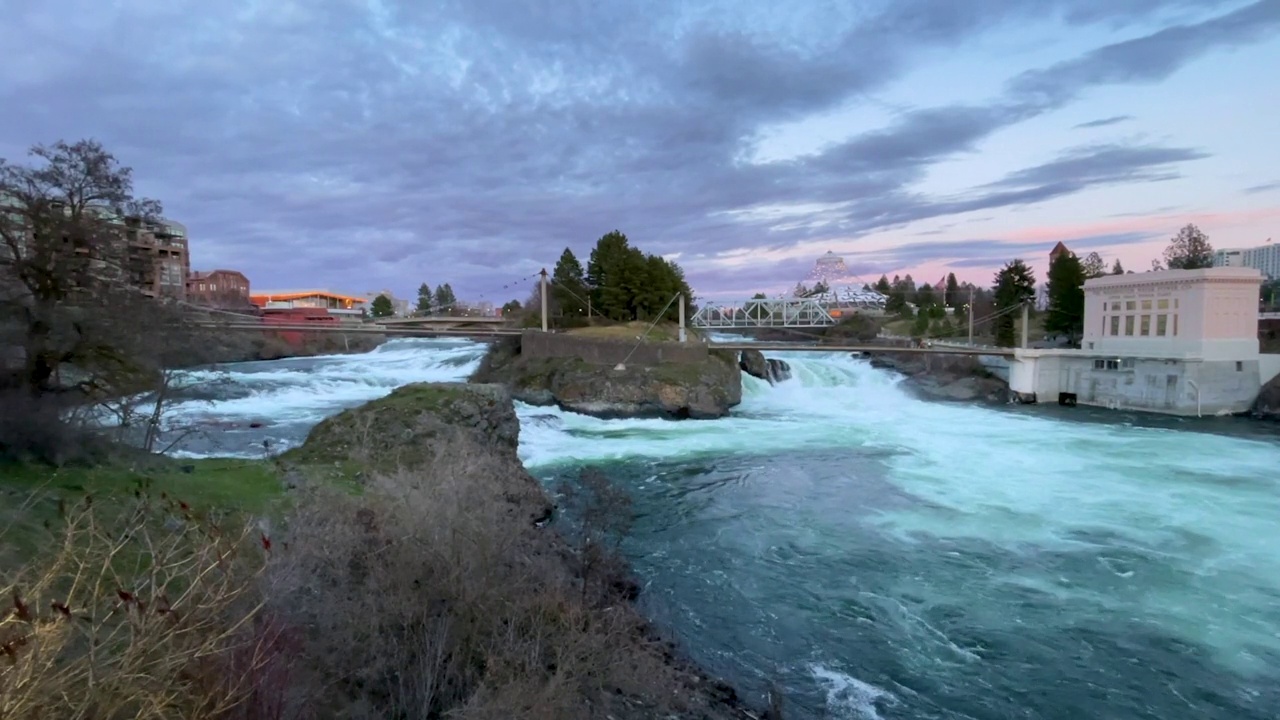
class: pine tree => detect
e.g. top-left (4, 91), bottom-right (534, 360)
top-left (551, 247), bottom-right (589, 317)
top-left (370, 294), bottom-right (395, 318)
top-left (1044, 252), bottom-right (1085, 343)
top-left (945, 273), bottom-right (960, 307)
top-left (1111, 259), bottom-right (1125, 275)
top-left (433, 283), bottom-right (457, 314)
top-left (992, 259), bottom-right (1036, 347)
top-left (416, 283), bottom-right (432, 315)
top-left (875, 275), bottom-right (892, 295)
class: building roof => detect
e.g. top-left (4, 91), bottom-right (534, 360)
top-left (1049, 241), bottom-right (1072, 258)
top-left (1083, 266), bottom-right (1263, 290)
top-left (250, 290), bottom-right (367, 303)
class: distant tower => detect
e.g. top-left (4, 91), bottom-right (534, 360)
top-left (1050, 242), bottom-right (1073, 264)
top-left (808, 251), bottom-right (850, 284)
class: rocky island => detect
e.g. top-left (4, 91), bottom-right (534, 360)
top-left (471, 328), bottom-right (743, 419)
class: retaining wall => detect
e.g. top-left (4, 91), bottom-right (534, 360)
top-left (520, 330), bottom-right (708, 366)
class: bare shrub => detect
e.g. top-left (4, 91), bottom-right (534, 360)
top-left (0, 492), bottom-right (274, 719)
top-left (267, 438), bottom-right (703, 719)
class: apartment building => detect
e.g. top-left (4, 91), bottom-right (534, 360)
top-left (123, 216), bottom-right (190, 301)
top-left (1213, 240), bottom-right (1280, 279)
top-left (1, 195), bottom-right (191, 301)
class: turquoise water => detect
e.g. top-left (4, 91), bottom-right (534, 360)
top-left (167, 340), bottom-right (1280, 719)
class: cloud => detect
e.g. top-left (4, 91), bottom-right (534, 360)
top-left (0, 0), bottom-right (1272, 298)
top-left (1245, 181), bottom-right (1280, 195)
top-left (1074, 115), bottom-right (1135, 129)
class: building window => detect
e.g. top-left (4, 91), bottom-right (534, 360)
top-left (1121, 358), bottom-right (1135, 370)
top-left (1157, 298), bottom-right (1170, 310)
top-left (1173, 315), bottom-right (1178, 336)
top-left (1140, 315), bottom-right (1151, 336)
top-left (1156, 315), bottom-right (1168, 336)
top-left (1110, 316), bottom-right (1120, 336)
top-left (1125, 315), bottom-right (1135, 336)
top-left (1236, 361), bottom-right (1244, 372)
top-left (1125, 300), bottom-right (1136, 311)
top-left (1141, 299), bottom-right (1152, 311)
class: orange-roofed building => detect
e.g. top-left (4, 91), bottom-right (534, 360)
top-left (250, 289), bottom-right (367, 317)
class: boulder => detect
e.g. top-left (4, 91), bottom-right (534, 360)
top-left (1252, 375), bottom-right (1280, 420)
top-left (282, 382), bottom-right (551, 524)
top-left (867, 350), bottom-right (1008, 405)
top-left (739, 350), bottom-right (792, 385)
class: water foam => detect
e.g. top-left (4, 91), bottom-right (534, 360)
top-left (161, 338), bottom-right (485, 457)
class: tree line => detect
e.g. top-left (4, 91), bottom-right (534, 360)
top-left (529, 230), bottom-right (693, 326)
top-left (1001, 223), bottom-right (1215, 347)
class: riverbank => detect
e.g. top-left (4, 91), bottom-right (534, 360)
top-left (1, 382), bottom-right (772, 719)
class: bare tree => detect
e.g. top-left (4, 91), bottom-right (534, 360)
top-left (0, 140), bottom-right (164, 396)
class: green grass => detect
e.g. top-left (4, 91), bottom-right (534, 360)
top-left (0, 456), bottom-right (284, 567)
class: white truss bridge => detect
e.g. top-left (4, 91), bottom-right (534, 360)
top-left (691, 297), bottom-right (843, 328)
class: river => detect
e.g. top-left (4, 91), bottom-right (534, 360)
top-left (161, 338), bottom-right (1280, 720)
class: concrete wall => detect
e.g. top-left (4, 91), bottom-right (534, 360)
top-left (520, 330), bottom-right (708, 366)
top-left (1011, 350), bottom-right (1260, 415)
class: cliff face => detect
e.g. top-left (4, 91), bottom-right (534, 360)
top-left (472, 337), bottom-right (742, 419)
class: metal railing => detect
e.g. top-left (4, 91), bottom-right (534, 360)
top-left (691, 297), bottom-right (838, 328)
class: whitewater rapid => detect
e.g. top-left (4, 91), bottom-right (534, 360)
top-left (159, 338), bottom-right (1280, 719)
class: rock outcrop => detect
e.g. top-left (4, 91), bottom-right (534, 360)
top-left (738, 350), bottom-right (792, 384)
top-left (282, 382), bottom-right (552, 524)
top-left (277, 381), bottom-right (760, 719)
top-left (472, 337), bottom-right (742, 419)
top-left (868, 352), bottom-right (1008, 404)
top-left (1252, 374), bottom-right (1280, 420)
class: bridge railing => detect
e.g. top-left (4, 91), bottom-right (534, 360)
top-left (691, 297), bottom-right (839, 328)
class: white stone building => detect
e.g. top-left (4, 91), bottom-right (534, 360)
top-left (1008, 267), bottom-right (1280, 416)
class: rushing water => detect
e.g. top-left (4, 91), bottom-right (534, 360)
top-left (164, 338), bottom-right (1280, 719)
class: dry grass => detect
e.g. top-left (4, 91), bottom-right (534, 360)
top-left (2, 435), bottom-right (756, 720)
top-left (266, 437), bottom-right (700, 720)
top-left (0, 492), bottom-right (272, 719)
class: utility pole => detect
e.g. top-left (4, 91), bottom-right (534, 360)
top-left (967, 286), bottom-right (974, 346)
top-left (1020, 301), bottom-right (1030, 349)
top-left (540, 268), bottom-right (549, 332)
top-left (678, 294), bottom-right (687, 343)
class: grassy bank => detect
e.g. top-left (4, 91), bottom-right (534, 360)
top-left (0, 385), bottom-right (765, 720)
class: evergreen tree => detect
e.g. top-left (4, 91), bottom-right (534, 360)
top-left (875, 276), bottom-right (892, 294)
top-left (910, 312), bottom-right (930, 338)
top-left (551, 247), bottom-right (589, 317)
top-left (916, 283), bottom-right (936, 309)
top-left (1163, 224), bottom-right (1215, 269)
top-left (945, 273), bottom-right (960, 307)
top-left (992, 259), bottom-right (1036, 347)
top-left (433, 283), bottom-right (457, 313)
top-left (370, 294), bottom-right (395, 318)
top-left (586, 231), bottom-right (636, 321)
top-left (415, 283), bottom-right (432, 315)
top-left (501, 299), bottom-right (522, 315)
top-left (1111, 258), bottom-right (1125, 275)
top-left (1044, 252), bottom-right (1085, 343)
top-left (585, 230), bottom-right (692, 322)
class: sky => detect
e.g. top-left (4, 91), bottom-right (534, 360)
top-left (1, 0), bottom-right (1278, 303)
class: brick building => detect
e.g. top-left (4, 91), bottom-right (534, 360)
top-left (188, 269), bottom-right (252, 309)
